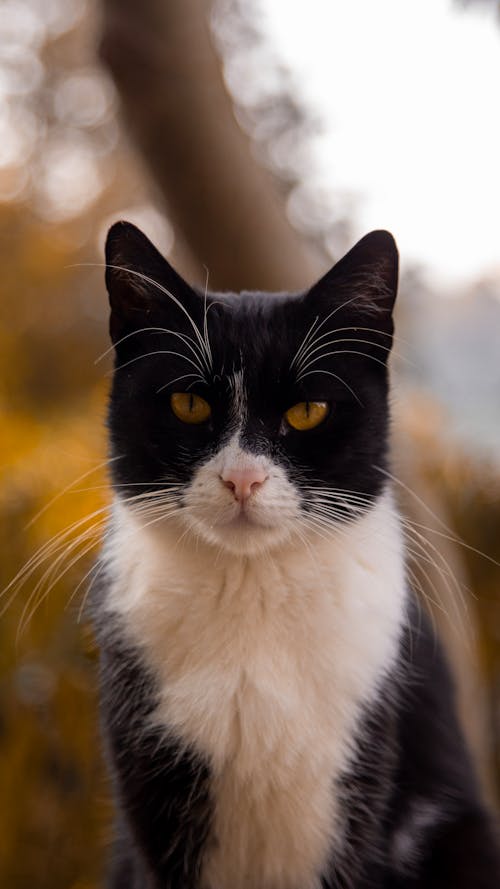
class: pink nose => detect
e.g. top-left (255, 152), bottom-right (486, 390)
top-left (221, 467), bottom-right (268, 502)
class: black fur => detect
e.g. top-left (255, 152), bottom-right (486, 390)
top-left (98, 625), bottom-right (212, 889)
top-left (329, 599), bottom-right (500, 888)
top-left (93, 221), bottom-right (500, 888)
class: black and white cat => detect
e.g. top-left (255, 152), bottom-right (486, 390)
top-left (94, 221), bottom-right (499, 889)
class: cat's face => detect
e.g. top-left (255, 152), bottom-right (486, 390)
top-left (105, 222), bottom-right (398, 556)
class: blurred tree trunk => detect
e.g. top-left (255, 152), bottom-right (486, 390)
top-left (99, 0), bottom-right (319, 291)
top-left (99, 0), bottom-right (495, 801)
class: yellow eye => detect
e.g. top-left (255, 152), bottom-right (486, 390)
top-left (285, 401), bottom-right (329, 431)
top-left (171, 392), bottom-right (211, 424)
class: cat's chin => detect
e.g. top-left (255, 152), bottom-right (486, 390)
top-left (180, 513), bottom-right (294, 557)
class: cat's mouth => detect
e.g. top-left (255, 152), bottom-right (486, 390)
top-left (180, 494), bottom-right (293, 556)
top-left (215, 504), bottom-right (274, 530)
top-left (179, 500), bottom-right (297, 555)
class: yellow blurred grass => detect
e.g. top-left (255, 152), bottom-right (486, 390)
top-left (0, 388), bottom-right (111, 888)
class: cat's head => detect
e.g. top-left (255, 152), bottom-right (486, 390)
top-left (105, 222), bottom-right (398, 556)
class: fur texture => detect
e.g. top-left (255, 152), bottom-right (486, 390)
top-left (92, 222), bottom-right (500, 889)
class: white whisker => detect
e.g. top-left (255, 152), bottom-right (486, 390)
top-left (24, 455), bottom-right (121, 530)
top-left (295, 369), bottom-right (363, 406)
top-left (298, 349), bottom-right (389, 377)
top-left (294, 325), bottom-right (409, 373)
top-left (112, 349), bottom-right (205, 377)
top-left (289, 314), bottom-right (320, 371)
top-left (292, 290), bottom-right (386, 372)
top-left (376, 465), bottom-right (500, 569)
top-left (95, 326), bottom-right (209, 374)
top-left (156, 373), bottom-right (206, 394)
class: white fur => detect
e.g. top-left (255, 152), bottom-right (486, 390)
top-left (103, 477), bottom-right (406, 889)
top-left (228, 369), bottom-right (247, 426)
top-left (391, 799), bottom-right (443, 876)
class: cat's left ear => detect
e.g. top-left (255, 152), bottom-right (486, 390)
top-left (105, 220), bottom-right (198, 345)
top-left (307, 230), bottom-right (399, 338)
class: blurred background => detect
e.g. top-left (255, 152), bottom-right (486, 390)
top-left (1, 0), bottom-right (500, 886)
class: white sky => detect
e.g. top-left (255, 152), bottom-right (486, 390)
top-left (261, 0), bottom-right (500, 288)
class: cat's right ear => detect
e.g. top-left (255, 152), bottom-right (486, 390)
top-left (307, 230), bottom-right (399, 337)
top-left (105, 220), bottom-right (196, 345)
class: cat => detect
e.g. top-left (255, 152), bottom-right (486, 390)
top-left (92, 220), bottom-right (500, 889)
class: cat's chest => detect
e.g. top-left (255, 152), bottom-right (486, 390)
top-left (107, 527), bottom-right (392, 746)
top-left (114, 546), bottom-right (349, 757)
top-left (154, 577), bottom-right (346, 772)
top-left (105, 497), bottom-right (406, 889)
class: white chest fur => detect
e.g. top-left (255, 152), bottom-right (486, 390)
top-left (104, 491), bottom-right (406, 889)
